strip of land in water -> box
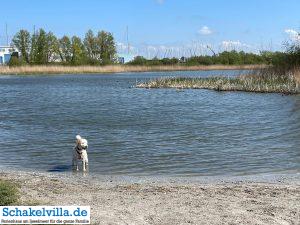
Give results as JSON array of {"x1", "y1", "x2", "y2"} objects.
[
  {"x1": 137, "y1": 74, "x2": 300, "y2": 94},
  {"x1": 0, "y1": 170, "x2": 299, "y2": 225},
  {"x1": 0, "y1": 64, "x2": 266, "y2": 75}
]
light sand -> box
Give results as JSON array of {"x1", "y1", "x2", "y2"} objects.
[{"x1": 1, "y1": 171, "x2": 299, "y2": 225}]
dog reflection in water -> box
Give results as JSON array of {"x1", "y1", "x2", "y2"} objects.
[{"x1": 72, "y1": 135, "x2": 89, "y2": 172}]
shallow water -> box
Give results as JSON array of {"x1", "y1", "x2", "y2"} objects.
[{"x1": 0, "y1": 70, "x2": 299, "y2": 176}]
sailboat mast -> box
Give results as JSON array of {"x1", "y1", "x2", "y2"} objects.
[
  {"x1": 5, "y1": 23, "x2": 8, "y2": 46},
  {"x1": 126, "y1": 26, "x2": 130, "y2": 54}
]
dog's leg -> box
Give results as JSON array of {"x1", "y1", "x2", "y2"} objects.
[
  {"x1": 83, "y1": 160, "x2": 86, "y2": 172},
  {"x1": 72, "y1": 157, "x2": 76, "y2": 171},
  {"x1": 73, "y1": 156, "x2": 79, "y2": 171},
  {"x1": 84, "y1": 160, "x2": 89, "y2": 172},
  {"x1": 84, "y1": 156, "x2": 89, "y2": 172}
]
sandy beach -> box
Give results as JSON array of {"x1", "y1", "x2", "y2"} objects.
[{"x1": 0, "y1": 170, "x2": 299, "y2": 225}]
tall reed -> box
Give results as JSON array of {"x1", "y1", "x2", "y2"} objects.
[
  {"x1": 0, "y1": 64, "x2": 266, "y2": 75},
  {"x1": 137, "y1": 67, "x2": 300, "y2": 94}
]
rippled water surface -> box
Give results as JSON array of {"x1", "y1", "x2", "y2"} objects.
[{"x1": 0, "y1": 70, "x2": 299, "y2": 176}]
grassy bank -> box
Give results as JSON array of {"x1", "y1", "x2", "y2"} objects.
[
  {"x1": 0, "y1": 64, "x2": 266, "y2": 75},
  {"x1": 137, "y1": 68, "x2": 300, "y2": 94},
  {"x1": 0, "y1": 180, "x2": 19, "y2": 205}
]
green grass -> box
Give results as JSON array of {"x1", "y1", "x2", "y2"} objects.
[
  {"x1": 0, "y1": 180, "x2": 51, "y2": 225},
  {"x1": 137, "y1": 72, "x2": 299, "y2": 94},
  {"x1": 0, "y1": 180, "x2": 19, "y2": 206}
]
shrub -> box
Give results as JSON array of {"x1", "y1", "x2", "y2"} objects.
[
  {"x1": 8, "y1": 56, "x2": 22, "y2": 67},
  {"x1": 0, "y1": 180, "x2": 19, "y2": 205}
]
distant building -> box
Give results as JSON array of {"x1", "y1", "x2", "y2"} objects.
[
  {"x1": 179, "y1": 56, "x2": 187, "y2": 63},
  {"x1": 0, "y1": 46, "x2": 18, "y2": 65},
  {"x1": 117, "y1": 53, "x2": 135, "y2": 64},
  {"x1": 118, "y1": 57, "x2": 125, "y2": 64}
]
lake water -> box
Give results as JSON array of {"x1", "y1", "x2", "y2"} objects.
[{"x1": 0, "y1": 70, "x2": 299, "y2": 177}]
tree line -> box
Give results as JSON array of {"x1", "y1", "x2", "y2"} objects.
[
  {"x1": 11, "y1": 28, "x2": 117, "y2": 65},
  {"x1": 128, "y1": 51, "x2": 291, "y2": 66},
  {"x1": 10, "y1": 28, "x2": 299, "y2": 68}
]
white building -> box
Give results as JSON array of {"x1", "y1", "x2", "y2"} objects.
[
  {"x1": 0, "y1": 46, "x2": 17, "y2": 65},
  {"x1": 117, "y1": 53, "x2": 136, "y2": 64}
]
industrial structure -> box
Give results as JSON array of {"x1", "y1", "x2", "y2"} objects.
[
  {"x1": 117, "y1": 26, "x2": 136, "y2": 64},
  {"x1": 0, "y1": 46, "x2": 17, "y2": 65}
]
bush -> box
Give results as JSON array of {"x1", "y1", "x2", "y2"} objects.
[
  {"x1": 8, "y1": 56, "x2": 22, "y2": 67},
  {"x1": 128, "y1": 56, "x2": 148, "y2": 65},
  {"x1": 0, "y1": 180, "x2": 19, "y2": 205}
]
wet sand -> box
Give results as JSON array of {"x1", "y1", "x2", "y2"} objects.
[{"x1": 1, "y1": 170, "x2": 299, "y2": 225}]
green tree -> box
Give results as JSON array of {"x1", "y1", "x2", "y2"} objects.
[
  {"x1": 71, "y1": 36, "x2": 86, "y2": 65},
  {"x1": 30, "y1": 29, "x2": 48, "y2": 64},
  {"x1": 46, "y1": 32, "x2": 59, "y2": 63},
  {"x1": 58, "y1": 36, "x2": 72, "y2": 63},
  {"x1": 96, "y1": 31, "x2": 116, "y2": 64},
  {"x1": 12, "y1": 29, "x2": 31, "y2": 63},
  {"x1": 84, "y1": 29, "x2": 97, "y2": 61},
  {"x1": 30, "y1": 32, "x2": 37, "y2": 64}
]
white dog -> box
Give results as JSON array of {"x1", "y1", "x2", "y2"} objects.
[{"x1": 72, "y1": 135, "x2": 89, "y2": 172}]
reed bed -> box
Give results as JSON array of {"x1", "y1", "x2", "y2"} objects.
[
  {"x1": 137, "y1": 68, "x2": 300, "y2": 94},
  {"x1": 0, "y1": 64, "x2": 266, "y2": 75}
]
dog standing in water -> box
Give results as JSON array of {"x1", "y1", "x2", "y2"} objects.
[{"x1": 72, "y1": 135, "x2": 89, "y2": 172}]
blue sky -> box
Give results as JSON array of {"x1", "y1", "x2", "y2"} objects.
[{"x1": 1, "y1": 0, "x2": 300, "y2": 57}]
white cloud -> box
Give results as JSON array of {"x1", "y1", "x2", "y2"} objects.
[
  {"x1": 198, "y1": 26, "x2": 213, "y2": 35},
  {"x1": 284, "y1": 29, "x2": 300, "y2": 41}
]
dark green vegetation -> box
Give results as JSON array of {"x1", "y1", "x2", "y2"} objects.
[
  {"x1": 10, "y1": 28, "x2": 297, "y2": 68},
  {"x1": 11, "y1": 28, "x2": 116, "y2": 66},
  {"x1": 128, "y1": 51, "x2": 289, "y2": 66},
  {"x1": 9, "y1": 27, "x2": 300, "y2": 74},
  {"x1": 137, "y1": 48, "x2": 300, "y2": 94},
  {"x1": 138, "y1": 32, "x2": 300, "y2": 94},
  {"x1": 128, "y1": 37, "x2": 300, "y2": 68},
  {"x1": 0, "y1": 180, "x2": 19, "y2": 205}
]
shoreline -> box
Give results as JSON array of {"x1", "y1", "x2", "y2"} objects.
[
  {"x1": 1, "y1": 169, "x2": 299, "y2": 224},
  {"x1": 137, "y1": 76, "x2": 299, "y2": 94},
  {"x1": 0, "y1": 64, "x2": 266, "y2": 75},
  {"x1": 1, "y1": 166, "x2": 300, "y2": 185}
]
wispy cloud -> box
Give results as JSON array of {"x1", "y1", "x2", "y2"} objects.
[
  {"x1": 198, "y1": 26, "x2": 213, "y2": 35},
  {"x1": 221, "y1": 40, "x2": 253, "y2": 51},
  {"x1": 116, "y1": 42, "x2": 127, "y2": 51},
  {"x1": 221, "y1": 40, "x2": 242, "y2": 49},
  {"x1": 117, "y1": 40, "x2": 256, "y2": 59},
  {"x1": 117, "y1": 41, "x2": 210, "y2": 59},
  {"x1": 285, "y1": 29, "x2": 300, "y2": 41},
  {"x1": 117, "y1": 42, "x2": 138, "y2": 55},
  {"x1": 156, "y1": 0, "x2": 165, "y2": 4}
]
